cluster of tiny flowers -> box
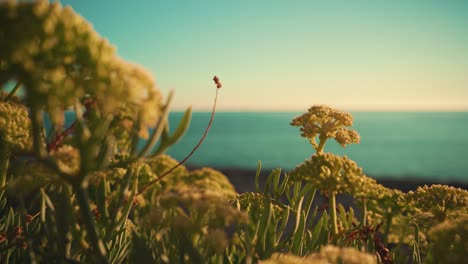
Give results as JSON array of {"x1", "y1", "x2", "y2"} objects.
[
  {"x1": 157, "y1": 185, "x2": 248, "y2": 228},
  {"x1": 7, "y1": 161, "x2": 51, "y2": 195},
  {"x1": 307, "y1": 245, "x2": 376, "y2": 264},
  {"x1": 260, "y1": 246, "x2": 376, "y2": 264},
  {"x1": 146, "y1": 154, "x2": 188, "y2": 186},
  {"x1": 182, "y1": 168, "x2": 237, "y2": 198},
  {"x1": 0, "y1": 101, "x2": 32, "y2": 151},
  {"x1": 0, "y1": 1, "x2": 162, "y2": 127},
  {"x1": 404, "y1": 184, "x2": 468, "y2": 229},
  {"x1": 233, "y1": 192, "x2": 284, "y2": 219},
  {"x1": 87, "y1": 167, "x2": 126, "y2": 186},
  {"x1": 426, "y1": 215, "x2": 468, "y2": 264},
  {"x1": 149, "y1": 186, "x2": 247, "y2": 253},
  {"x1": 133, "y1": 162, "x2": 160, "y2": 190},
  {"x1": 259, "y1": 253, "x2": 311, "y2": 264},
  {"x1": 360, "y1": 183, "x2": 404, "y2": 213},
  {"x1": 291, "y1": 105, "x2": 360, "y2": 149},
  {"x1": 289, "y1": 153, "x2": 365, "y2": 195},
  {"x1": 205, "y1": 228, "x2": 228, "y2": 254},
  {"x1": 50, "y1": 144, "x2": 80, "y2": 175}
]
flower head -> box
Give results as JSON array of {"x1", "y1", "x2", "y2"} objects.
[
  {"x1": 404, "y1": 184, "x2": 468, "y2": 230},
  {"x1": 0, "y1": 101, "x2": 32, "y2": 151},
  {"x1": 0, "y1": 1, "x2": 162, "y2": 126},
  {"x1": 291, "y1": 105, "x2": 359, "y2": 151},
  {"x1": 426, "y1": 215, "x2": 468, "y2": 264},
  {"x1": 213, "y1": 75, "x2": 222, "y2": 89},
  {"x1": 289, "y1": 153, "x2": 365, "y2": 195}
]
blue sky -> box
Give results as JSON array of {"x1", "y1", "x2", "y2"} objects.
[{"x1": 61, "y1": 0, "x2": 468, "y2": 111}]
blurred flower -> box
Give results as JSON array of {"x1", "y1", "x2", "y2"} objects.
[
  {"x1": 259, "y1": 253, "x2": 313, "y2": 264},
  {"x1": 426, "y1": 215, "x2": 468, "y2": 264},
  {"x1": 308, "y1": 245, "x2": 376, "y2": 264},
  {"x1": 261, "y1": 246, "x2": 376, "y2": 264},
  {"x1": 146, "y1": 154, "x2": 188, "y2": 187},
  {"x1": 50, "y1": 144, "x2": 80, "y2": 175},
  {"x1": 0, "y1": 1, "x2": 162, "y2": 127},
  {"x1": 0, "y1": 101, "x2": 32, "y2": 151}
]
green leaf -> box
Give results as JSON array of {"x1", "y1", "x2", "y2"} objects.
[
  {"x1": 303, "y1": 188, "x2": 316, "y2": 220},
  {"x1": 312, "y1": 211, "x2": 329, "y2": 249},
  {"x1": 264, "y1": 169, "x2": 279, "y2": 194},
  {"x1": 96, "y1": 179, "x2": 109, "y2": 221},
  {"x1": 276, "y1": 173, "x2": 290, "y2": 198},
  {"x1": 291, "y1": 211, "x2": 306, "y2": 255},
  {"x1": 255, "y1": 161, "x2": 261, "y2": 192},
  {"x1": 152, "y1": 106, "x2": 192, "y2": 156},
  {"x1": 167, "y1": 107, "x2": 191, "y2": 145},
  {"x1": 257, "y1": 197, "x2": 273, "y2": 253},
  {"x1": 275, "y1": 206, "x2": 290, "y2": 247}
]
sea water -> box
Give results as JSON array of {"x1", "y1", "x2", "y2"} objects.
[{"x1": 164, "y1": 112, "x2": 468, "y2": 183}]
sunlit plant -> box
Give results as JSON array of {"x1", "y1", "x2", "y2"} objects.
[{"x1": 0, "y1": 1, "x2": 467, "y2": 264}]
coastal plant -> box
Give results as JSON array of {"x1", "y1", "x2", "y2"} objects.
[{"x1": 1, "y1": 1, "x2": 467, "y2": 264}]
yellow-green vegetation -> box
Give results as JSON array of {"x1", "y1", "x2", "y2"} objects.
[{"x1": 0, "y1": 1, "x2": 467, "y2": 263}]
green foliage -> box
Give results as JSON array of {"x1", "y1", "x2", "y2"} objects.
[{"x1": 0, "y1": 1, "x2": 466, "y2": 263}]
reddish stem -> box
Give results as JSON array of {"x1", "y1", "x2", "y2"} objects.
[
  {"x1": 46, "y1": 98, "x2": 96, "y2": 152},
  {"x1": 138, "y1": 83, "x2": 221, "y2": 195}
]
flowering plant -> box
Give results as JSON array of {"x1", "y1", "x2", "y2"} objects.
[{"x1": 0, "y1": 1, "x2": 466, "y2": 264}]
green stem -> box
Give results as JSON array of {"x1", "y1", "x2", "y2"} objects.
[
  {"x1": 4, "y1": 81, "x2": 21, "y2": 102},
  {"x1": 383, "y1": 214, "x2": 392, "y2": 245},
  {"x1": 316, "y1": 135, "x2": 328, "y2": 154},
  {"x1": 75, "y1": 183, "x2": 108, "y2": 264},
  {"x1": 0, "y1": 145, "x2": 9, "y2": 191},
  {"x1": 31, "y1": 107, "x2": 46, "y2": 158},
  {"x1": 361, "y1": 198, "x2": 367, "y2": 226},
  {"x1": 329, "y1": 191, "x2": 338, "y2": 235}
]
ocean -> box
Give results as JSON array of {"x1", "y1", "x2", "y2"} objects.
[{"x1": 164, "y1": 112, "x2": 468, "y2": 183}]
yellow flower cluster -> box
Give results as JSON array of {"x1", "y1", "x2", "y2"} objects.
[
  {"x1": 147, "y1": 156, "x2": 236, "y2": 197},
  {"x1": 146, "y1": 154, "x2": 188, "y2": 186},
  {"x1": 259, "y1": 253, "x2": 309, "y2": 264},
  {"x1": 150, "y1": 185, "x2": 248, "y2": 254},
  {"x1": 289, "y1": 153, "x2": 365, "y2": 195},
  {"x1": 308, "y1": 245, "x2": 376, "y2": 264},
  {"x1": 404, "y1": 184, "x2": 468, "y2": 230},
  {"x1": 291, "y1": 105, "x2": 360, "y2": 150},
  {"x1": 426, "y1": 215, "x2": 468, "y2": 264},
  {"x1": 233, "y1": 192, "x2": 284, "y2": 218},
  {"x1": 183, "y1": 168, "x2": 237, "y2": 198},
  {"x1": 0, "y1": 1, "x2": 161, "y2": 127},
  {"x1": 261, "y1": 246, "x2": 376, "y2": 264},
  {"x1": 0, "y1": 101, "x2": 32, "y2": 151},
  {"x1": 50, "y1": 144, "x2": 80, "y2": 175},
  {"x1": 158, "y1": 185, "x2": 246, "y2": 226}
]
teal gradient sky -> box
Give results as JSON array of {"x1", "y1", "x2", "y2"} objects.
[{"x1": 61, "y1": 0, "x2": 468, "y2": 111}]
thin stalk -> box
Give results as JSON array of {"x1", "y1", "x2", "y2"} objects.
[
  {"x1": 138, "y1": 88, "x2": 220, "y2": 195},
  {"x1": 0, "y1": 143, "x2": 9, "y2": 192},
  {"x1": 75, "y1": 183, "x2": 108, "y2": 264},
  {"x1": 329, "y1": 191, "x2": 338, "y2": 235},
  {"x1": 383, "y1": 214, "x2": 392, "y2": 245},
  {"x1": 316, "y1": 135, "x2": 328, "y2": 154},
  {"x1": 361, "y1": 198, "x2": 367, "y2": 226},
  {"x1": 4, "y1": 81, "x2": 21, "y2": 102},
  {"x1": 31, "y1": 107, "x2": 46, "y2": 158}
]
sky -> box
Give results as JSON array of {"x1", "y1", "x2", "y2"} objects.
[{"x1": 60, "y1": 0, "x2": 468, "y2": 111}]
